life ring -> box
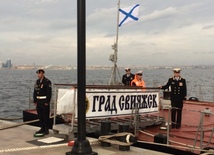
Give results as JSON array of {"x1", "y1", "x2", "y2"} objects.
[{"x1": 188, "y1": 97, "x2": 199, "y2": 102}]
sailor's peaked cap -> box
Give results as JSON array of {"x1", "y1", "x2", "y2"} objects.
[
  {"x1": 36, "y1": 69, "x2": 45, "y2": 74},
  {"x1": 136, "y1": 70, "x2": 143, "y2": 75},
  {"x1": 172, "y1": 68, "x2": 181, "y2": 73},
  {"x1": 125, "y1": 67, "x2": 131, "y2": 71}
]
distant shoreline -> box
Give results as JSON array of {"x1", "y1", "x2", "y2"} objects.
[{"x1": 0, "y1": 64, "x2": 213, "y2": 70}]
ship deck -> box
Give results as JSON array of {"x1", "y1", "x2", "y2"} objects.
[
  {"x1": 0, "y1": 120, "x2": 172, "y2": 155},
  {"x1": 137, "y1": 100, "x2": 214, "y2": 155},
  {"x1": 20, "y1": 100, "x2": 214, "y2": 154}
]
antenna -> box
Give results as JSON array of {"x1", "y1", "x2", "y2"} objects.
[{"x1": 108, "y1": 0, "x2": 121, "y2": 85}]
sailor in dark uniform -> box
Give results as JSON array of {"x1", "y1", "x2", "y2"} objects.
[
  {"x1": 122, "y1": 68, "x2": 135, "y2": 86},
  {"x1": 33, "y1": 69, "x2": 52, "y2": 135},
  {"x1": 160, "y1": 68, "x2": 187, "y2": 129}
]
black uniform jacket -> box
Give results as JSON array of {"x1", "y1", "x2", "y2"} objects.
[
  {"x1": 161, "y1": 76, "x2": 187, "y2": 102},
  {"x1": 33, "y1": 77, "x2": 52, "y2": 103},
  {"x1": 122, "y1": 73, "x2": 135, "y2": 86}
]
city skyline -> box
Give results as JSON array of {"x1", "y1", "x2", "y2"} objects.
[
  {"x1": 0, "y1": 58, "x2": 12, "y2": 68},
  {"x1": 2, "y1": 58, "x2": 214, "y2": 70}
]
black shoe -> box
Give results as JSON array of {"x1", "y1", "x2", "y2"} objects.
[
  {"x1": 35, "y1": 128, "x2": 44, "y2": 134},
  {"x1": 176, "y1": 126, "x2": 180, "y2": 129},
  {"x1": 171, "y1": 124, "x2": 175, "y2": 129},
  {"x1": 44, "y1": 129, "x2": 49, "y2": 135}
]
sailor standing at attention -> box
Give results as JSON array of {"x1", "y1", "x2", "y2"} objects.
[
  {"x1": 122, "y1": 67, "x2": 135, "y2": 86},
  {"x1": 33, "y1": 69, "x2": 52, "y2": 135},
  {"x1": 159, "y1": 68, "x2": 187, "y2": 129}
]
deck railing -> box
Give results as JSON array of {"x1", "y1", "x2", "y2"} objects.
[{"x1": 189, "y1": 85, "x2": 214, "y2": 103}]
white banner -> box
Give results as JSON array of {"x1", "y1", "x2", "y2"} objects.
[{"x1": 57, "y1": 88, "x2": 159, "y2": 119}]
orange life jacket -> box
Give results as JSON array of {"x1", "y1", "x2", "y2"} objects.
[{"x1": 131, "y1": 75, "x2": 146, "y2": 88}]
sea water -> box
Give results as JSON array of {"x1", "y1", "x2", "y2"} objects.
[{"x1": 0, "y1": 67, "x2": 214, "y2": 119}]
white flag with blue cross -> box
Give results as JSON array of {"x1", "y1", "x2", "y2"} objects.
[{"x1": 119, "y1": 4, "x2": 140, "y2": 27}]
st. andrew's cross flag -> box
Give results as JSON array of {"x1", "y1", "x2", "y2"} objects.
[{"x1": 119, "y1": 4, "x2": 140, "y2": 27}]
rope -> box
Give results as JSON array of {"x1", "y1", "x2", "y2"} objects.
[
  {"x1": 98, "y1": 132, "x2": 135, "y2": 146},
  {"x1": 0, "y1": 139, "x2": 100, "y2": 153},
  {"x1": 0, "y1": 117, "x2": 23, "y2": 121},
  {"x1": 139, "y1": 130, "x2": 204, "y2": 151},
  {"x1": 0, "y1": 116, "x2": 54, "y2": 130},
  {"x1": 0, "y1": 143, "x2": 67, "y2": 153},
  {"x1": 139, "y1": 130, "x2": 214, "y2": 154},
  {"x1": 0, "y1": 119, "x2": 39, "y2": 130},
  {"x1": 137, "y1": 139, "x2": 205, "y2": 153},
  {"x1": 201, "y1": 150, "x2": 214, "y2": 155},
  {"x1": 1, "y1": 129, "x2": 212, "y2": 154}
]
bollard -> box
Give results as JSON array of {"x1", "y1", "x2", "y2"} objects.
[
  {"x1": 119, "y1": 123, "x2": 130, "y2": 151},
  {"x1": 154, "y1": 133, "x2": 167, "y2": 144},
  {"x1": 100, "y1": 121, "x2": 111, "y2": 147}
]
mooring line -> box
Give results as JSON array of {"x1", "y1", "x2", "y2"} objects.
[
  {"x1": 0, "y1": 139, "x2": 100, "y2": 153},
  {"x1": 0, "y1": 119, "x2": 39, "y2": 130},
  {"x1": 0, "y1": 143, "x2": 68, "y2": 153},
  {"x1": 0, "y1": 116, "x2": 55, "y2": 130},
  {"x1": 0, "y1": 117, "x2": 23, "y2": 121}
]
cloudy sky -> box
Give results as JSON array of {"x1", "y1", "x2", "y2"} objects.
[{"x1": 0, "y1": 0, "x2": 214, "y2": 66}]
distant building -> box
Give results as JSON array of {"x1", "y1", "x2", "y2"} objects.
[
  {"x1": 6, "y1": 59, "x2": 12, "y2": 68},
  {"x1": 2, "y1": 59, "x2": 12, "y2": 68}
]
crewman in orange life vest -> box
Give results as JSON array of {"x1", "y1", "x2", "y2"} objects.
[{"x1": 131, "y1": 70, "x2": 146, "y2": 89}]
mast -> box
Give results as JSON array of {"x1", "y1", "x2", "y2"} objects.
[{"x1": 108, "y1": 0, "x2": 121, "y2": 85}]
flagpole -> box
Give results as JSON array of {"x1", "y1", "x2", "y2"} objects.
[
  {"x1": 108, "y1": 0, "x2": 121, "y2": 85},
  {"x1": 115, "y1": 0, "x2": 120, "y2": 63}
]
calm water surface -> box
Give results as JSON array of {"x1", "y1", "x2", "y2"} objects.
[{"x1": 0, "y1": 68, "x2": 214, "y2": 118}]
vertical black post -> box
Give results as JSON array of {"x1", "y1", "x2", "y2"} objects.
[
  {"x1": 119, "y1": 124, "x2": 130, "y2": 151},
  {"x1": 66, "y1": 0, "x2": 97, "y2": 154},
  {"x1": 100, "y1": 121, "x2": 111, "y2": 147}
]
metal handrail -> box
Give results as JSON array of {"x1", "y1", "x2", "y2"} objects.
[
  {"x1": 189, "y1": 84, "x2": 214, "y2": 102},
  {"x1": 192, "y1": 109, "x2": 214, "y2": 151},
  {"x1": 53, "y1": 83, "x2": 160, "y2": 90}
]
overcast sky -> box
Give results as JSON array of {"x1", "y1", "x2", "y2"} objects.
[{"x1": 0, "y1": 0, "x2": 214, "y2": 66}]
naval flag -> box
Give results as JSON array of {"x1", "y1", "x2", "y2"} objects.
[{"x1": 119, "y1": 4, "x2": 140, "y2": 27}]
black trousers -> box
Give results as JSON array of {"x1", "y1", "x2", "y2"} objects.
[
  {"x1": 171, "y1": 101, "x2": 183, "y2": 128},
  {"x1": 36, "y1": 100, "x2": 50, "y2": 130}
]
